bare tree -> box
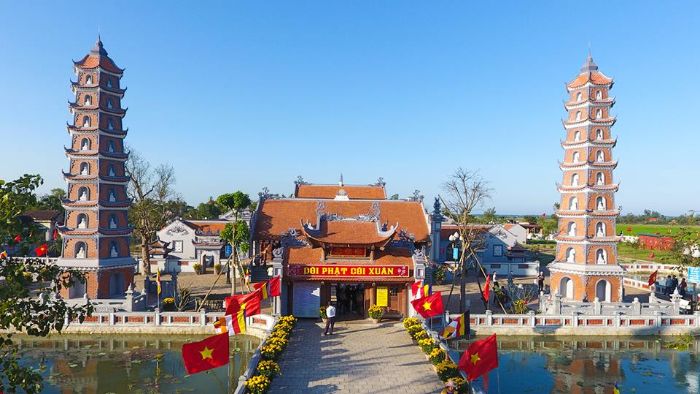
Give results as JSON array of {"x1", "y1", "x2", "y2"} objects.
[
  {"x1": 439, "y1": 168, "x2": 492, "y2": 313},
  {"x1": 126, "y1": 148, "x2": 177, "y2": 275}
]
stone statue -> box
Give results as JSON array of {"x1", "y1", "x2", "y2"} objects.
[
  {"x1": 81, "y1": 139, "x2": 89, "y2": 150},
  {"x1": 109, "y1": 217, "x2": 117, "y2": 229},
  {"x1": 110, "y1": 245, "x2": 119, "y2": 258},
  {"x1": 109, "y1": 191, "x2": 116, "y2": 202},
  {"x1": 78, "y1": 216, "x2": 87, "y2": 229},
  {"x1": 108, "y1": 166, "x2": 116, "y2": 177},
  {"x1": 76, "y1": 245, "x2": 86, "y2": 259},
  {"x1": 79, "y1": 189, "x2": 88, "y2": 201},
  {"x1": 597, "y1": 251, "x2": 606, "y2": 264},
  {"x1": 80, "y1": 165, "x2": 89, "y2": 175},
  {"x1": 566, "y1": 249, "x2": 575, "y2": 263}
]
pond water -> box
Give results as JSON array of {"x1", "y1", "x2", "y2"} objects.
[
  {"x1": 448, "y1": 336, "x2": 700, "y2": 394},
  {"x1": 14, "y1": 334, "x2": 261, "y2": 393}
]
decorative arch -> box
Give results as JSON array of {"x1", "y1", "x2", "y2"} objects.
[
  {"x1": 82, "y1": 116, "x2": 91, "y2": 128},
  {"x1": 572, "y1": 151, "x2": 580, "y2": 163},
  {"x1": 596, "y1": 129, "x2": 603, "y2": 140},
  {"x1": 595, "y1": 279, "x2": 612, "y2": 302},
  {"x1": 80, "y1": 138, "x2": 90, "y2": 151},
  {"x1": 571, "y1": 173, "x2": 579, "y2": 186},
  {"x1": 574, "y1": 131, "x2": 581, "y2": 142},
  {"x1": 78, "y1": 187, "x2": 89, "y2": 201},
  {"x1": 75, "y1": 241, "x2": 87, "y2": 259},
  {"x1": 86, "y1": 75, "x2": 93, "y2": 85},
  {"x1": 559, "y1": 277, "x2": 574, "y2": 299},
  {"x1": 569, "y1": 196, "x2": 578, "y2": 210},
  {"x1": 575, "y1": 111, "x2": 582, "y2": 121},
  {"x1": 596, "y1": 249, "x2": 607, "y2": 264},
  {"x1": 596, "y1": 196, "x2": 606, "y2": 210},
  {"x1": 77, "y1": 213, "x2": 88, "y2": 229},
  {"x1": 596, "y1": 172, "x2": 605, "y2": 185},
  {"x1": 84, "y1": 95, "x2": 92, "y2": 106},
  {"x1": 80, "y1": 162, "x2": 89, "y2": 175},
  {"x1": 566, "y1": 247, "x2": 576, "y2": 263},
  {"x1": 567, "y1": 222, "x2": 577, "y2": 236},
  {"x1": 109, "y1": 214, "x2": 118, "y2": 229},
  {"x1": 596, "y1": 222, "x2": 606, "y2": 237}
]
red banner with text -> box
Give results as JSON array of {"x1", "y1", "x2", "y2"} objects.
[{"x1": 288, "y1": 265, "x2": 409, "y2": 278}]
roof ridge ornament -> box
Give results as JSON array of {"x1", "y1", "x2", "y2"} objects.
[
  {"x1": 581, "y1": 53, "x2": 598, "y2": 73},
  {"x1": 91, "y1": 35, "x2": 109, "y2": 56}
]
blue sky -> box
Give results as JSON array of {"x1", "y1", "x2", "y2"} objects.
[{"x1": 1, "y1": 1, "x2": 699, "y2": 215}]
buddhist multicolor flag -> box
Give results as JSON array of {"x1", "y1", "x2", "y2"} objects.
[
  {"x1": 411, "y1": 280, "x2": 429, "y2": 299},
  {"x1": 442, "y1": 313, "x2": 467, "y2": 339},
  {"x1": 269, "y1": 275, "x2": 281, "y2": 297},
  {"x1": 214, "y1": 309, "x2": 246, "y2": 336},
  {"x1": 458, "y1": 333, "x2": 498, "y2": 381},
  {"x1": 410, "y1": 291, "x2": 444, "y2": 319},
  {"x1": 35, "y1": 243, "x2": 48, "y2": 257},
  {"x1": 0, "y1": 250, "x2": 7, "y2": 259},
  {"x1": 253, "y1": 281, "x2": 269, "y2": 300},
  {"x1": 156, "y1": 270, "x2": 162, "y2": 295},
  {"x1": 181, "y1": 333, "x2": 230, "y2": 375}
]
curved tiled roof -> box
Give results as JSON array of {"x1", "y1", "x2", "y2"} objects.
[
  {"x1": 295, "y1": 184, "x2": 386, "y2": 199},
  {"x1": 567, "y1": 71, "x2": 612, "y2": 88},
  {"x1": 302, "y1": 220, "x2": 395, "y2": 245},
  {"x1": 255, "y1": 199, "x2": 429, "y2": 242},
  {"x1": 74, "y1": 54, "x2": 124, "y2": 74}
]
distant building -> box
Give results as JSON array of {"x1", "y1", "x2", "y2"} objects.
[
  {"x1": 547, "y1": 55, "x2": 625, "y2": 302},
  {"x1": 22, "y1": 210, "x2": 64, "y2": 241},
  {"x1": 638, "y1": 234, "x2": 675, "y2": 251}
]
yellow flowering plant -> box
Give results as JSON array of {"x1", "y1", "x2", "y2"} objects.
[
  {"x1": 367, "y1": 304, "x2": 385, "y2": 320},
  {"x1": 406, "y1": 324, "x2": 423, "y2": 338},
  {"x1": 402, "y1": 317, "x2": 421, "y2": 329},
  {"x1": 162, "y1": 297, "x2": 174, "y2": 304},
  {"x1": 413, "y1": 330, "x2": 429, "y2": 341},
  {"x1": 245, "y1": 375, "x2": 271, "y2": 394},
  {"x1": 435, "y1": 360, "x2": 460, "y2": 382},
  {"x1": 266, "y1": 337, "x2": 288, "y2": 349},
  {"x1": 261, "y1": 343, "x2": 284, "y2": 360},
  {"x1": 429, "y1": 348, "x2": 446, "y2": 365},
  {"x1": 418, "y1": 338, "x2": 438, "y2": 354},
  {"x1": 256, "y1": 360, "x2": 281, "y2": 378}
]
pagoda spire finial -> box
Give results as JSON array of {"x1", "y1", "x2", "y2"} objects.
[
  {"x1": 91, "y1": 35, "x2": 108, "y2": 56},
  {"x1": 339, "y1": 173, "x2": 344, "y2": 187},
  {"x1": 581, "y1": 50, "x2": 598, "y2": 73}
]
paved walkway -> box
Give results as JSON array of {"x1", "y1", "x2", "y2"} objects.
[{"x1": 270, "y1": 320, "x2": 444, "y2": 393}]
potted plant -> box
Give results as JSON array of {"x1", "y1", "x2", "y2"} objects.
[
  {"x1": 368, "y1": 304, "x2": 385, "y2": 323},
  {"x1": 162, "y1": 297, "x2": 175, "y2": 311},
  {"x1": 214, "y1": 263, "x2": 222, "y2": 274},
  {"x1": 192, "y1": 263, "x2": 202, "y2": 274},
  {"x1": 319, "y1": 306, "x2": 328, "y2": 323}
]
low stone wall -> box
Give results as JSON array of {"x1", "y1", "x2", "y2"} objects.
[{"x1": 457, "y1": 311, "x2": 700, "y2": 336}]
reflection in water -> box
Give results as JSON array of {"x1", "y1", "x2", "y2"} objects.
[
  {"x1": 16, "y1": 335, "x2": 261, "y2": 393},
  {"x1": 448, "y1": 337, "x2": 700, "y2": 394}
]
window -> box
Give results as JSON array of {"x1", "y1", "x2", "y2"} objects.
[
  {"x1": 84, "y1": 95, "x2": 92, "y2": 106},
  {"x1": 566, "y1": 248, "x2": 576, "y2": 263},
  {"x1": 86, "y1": 75, "x2": 93, "y2": 85},
  {"x1": 596, "y1": 172, "x2": 605, "y2": 185},
  {"x1": 108, "y1": 189, "x2": 117, "y2": 202},
  {"x1": 596, "y1": 90, "x2": 602, "y2": 100},
  {"x1": 493, "y1": 245, "x2": 503, "y2": 257},
  {"x1": 80, "y1": 162, "x2": 89, "y2": 175},
  {"x1": 574, "y1": 131, "x2": 581, "y2": 142},
  {"x1": 596, "y1": 222, "x2": 606, "y2": 237},
  {"x1": 596, "y1": 109, "x2": 602, "y2": 119},
  {"x1": 572, "y1": 151, "x2": 580, "y2": 163},
  {"x1": 77, "y1": 214, "x2": 88, "y2": 229},
  {"x1": 106, "y1": 78, "x2": 113, "y2": 88},
  {"x1": 576, "y1": 92, "x2": 582, "y2": 102},
  {"x1": 78, "y1": 187, "x2": 89, "y2": 201},
  {"x1": 107, "y1": 98, "x2": 113, "y2": 109},
  {"x1": 597, "y1": 129, "x2": 603, "y2": 140},
  {"x1": 575, "y1": 111, "x2": 581, "y2": 121},
  {"x1": 80, "y1": 138, "x2": 90, "y2": 151},
  {"x1": 571, "y1": 173, "x2": 579, "y2": 186},
  {"x1": 173, "y1": 240, "x2": 184, "y2": 253},
  {"x1": 597, "y1": 151, "x2": 604, "y2": 162},
  {"x1": 82, "y1": 116, "x2": 91, "y2": 127},
  {"x1": 75, "y1": 242, "x2": 87, "y2": 258},
  {"x1": 110, "y1": 241, "x2": 119, "y2": 257},
  {"x1": 109, "y1": 214, "x2": 118, "y2": 229},
  {"x1": 569, "y1": 196, "x2": 578, "y2": 210},
  {"x1": 596, "y1": 196, "x2": 606, "y2": 210},
  {"x1": 108, "y1": 140, "x2": 116, "y2": 153},
  {"x1": 596, "y1": 249, "x2": 607, "y2": 264},
  {"x1": 567, "y1": 222, "x2": 577, "y2": 236},
  {"x1": 107, "y1": 119, "x2": 114, "y2": 130},
  {"x1": 108, "y1": 164, "x2": 116, "y2": 177}
]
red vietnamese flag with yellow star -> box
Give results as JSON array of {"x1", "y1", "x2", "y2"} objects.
[
  {"x1": 410, "y1": 291, "x2": 444, "y2": 318},
  {"x1": 181, "y1": 333, "x2": 230, "y2": 374},
  {"x1": 458, "y1": 334, "x2": 498, "y2": 381}
]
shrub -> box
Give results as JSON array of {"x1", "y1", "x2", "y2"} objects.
[
  {"x1": 256, "y1": 360, "x2": 281, "y2": 378},
  {"x1": 435, "y1": 360, "x2": 460, "y2": 381},
  {"x1": 245, "y1": 375, "x2": 271, "y2": 394},
  {"x1": 266, "y1": 337, "x2": 288, "y2": 350},
  {"x1": 418, "y1": 338, "x2": 438, "y2": 354},
  {"x1": 275, "y1": 321, "x2": 294, "y2": 333},
  {"x1": 270, "y1": 329, "x2": 288, "y2": 339},
  {"x1": 261, "y1": 342, "x2": 284, "y2": 360},
  {"x1": 402, "y1": 317, "x2": 421, "y2": 329},
  {"x1": 192, "y1": 263, "x2": 202, "y2": 274},
  {"x1": 407, "y1": 324, "x2": 423, "y2": 338},
  {"x1": 368, "y1": 305, "x2": 385, "y2": 320},
  {"x1": 429, "y1": 348, "x2": 446, "y2": 365},
  {"x1": 214, "y1": 263, "x2": 222, "y2": 274},
  {"x1": 320, "y1": 306, "x2": 327, "y2": 319},
  {"x1": 413, "y1": 330, "x2": 429, "y2": 341}
]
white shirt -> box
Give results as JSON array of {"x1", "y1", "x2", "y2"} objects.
[{"x1": 326, "y1": 305, "x2": 336, "y2": 318}]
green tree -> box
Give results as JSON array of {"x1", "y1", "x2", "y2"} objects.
[
  {"x1": 216, "y1": 192, "x2": 251, "y2": 291},
  {"x1": 666, "y1": 227, "x2": 700, "y2": 267},
  {"x1": 481, "y1": 207, "x2": 497, "y2": 224},
  {"x1": 193, "y1": 198, "x2": 222, "y2": 219},
  {"x1": 0, "y1": 175, "x2": 42, "y2": 238},
  {"x1": 33, "y1": 188, "x2": 66, "y2": 212}
]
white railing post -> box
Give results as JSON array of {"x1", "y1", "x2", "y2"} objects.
[
  {"x1": 486, "y1": 310, "x2": 493, "y2": 326},
  {"x1": 528, "y1": 310, "x2": 536, "y2": 327},
  {"x1": 200, "y1": 309, "x2": 207, "y2": 326},
  {"x1": 155, "y1": 309, "x2": 161, "y2": 326},
  {"x1": 572, "y1": 312, "x2": 578, "y2": 327},
  {"x1": 109, "y1": 312, "x2": 115, "y2": 325}
]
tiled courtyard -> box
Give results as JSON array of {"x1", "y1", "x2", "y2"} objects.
[{"x1": 269, "y1": 320, "x2": 444, "y2": 393}]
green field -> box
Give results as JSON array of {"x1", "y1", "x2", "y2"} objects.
[
  {"x1": 525, "y1": 241, "x2": 677, "y2": 264},
  {"x1": 616, "y1": 224, "x2": 700, "y2": 236}
]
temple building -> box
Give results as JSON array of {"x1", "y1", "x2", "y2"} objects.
[
  {"x1": 252, "y1": 179, "x2": 430, "y2": 318},
  {"x1": 57, "y1": 38, "x2": 135, "y2": 299},
  {"x1": 548, "y1": 55, "x2": 625, "y2": 302}
]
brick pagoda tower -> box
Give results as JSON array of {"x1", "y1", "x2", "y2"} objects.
[
  {"x1": 58, "y1": 37, "x2": 135, "y2": 299},
  {"x1": 548, "y1": 55, "x2": 625, "y2": 302}
]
